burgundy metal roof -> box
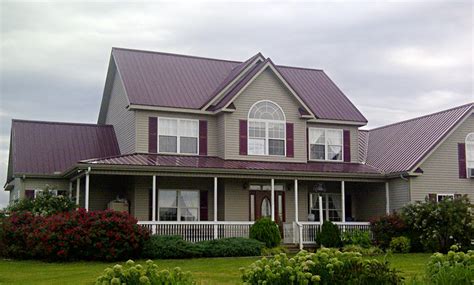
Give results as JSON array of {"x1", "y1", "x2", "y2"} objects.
[
  {"x1": 364, "y1": 103, "x2": 473, "y2": 174},
  {"x1": 81, "y1": 153, "x2": 382, "y2": 175},
  {"x1": 358, "y1": 130, "x2": 369, "y2": 163},
  {"x1": 10, "y1": 120, "x2": 120, "y2": 176},
  {"x1": 112, "y1": 48, "x2": 367, "y2": 123}
]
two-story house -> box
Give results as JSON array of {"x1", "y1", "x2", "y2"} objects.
[{"x1": 4, "y1": 48, "x2": 473, "y2": 247}]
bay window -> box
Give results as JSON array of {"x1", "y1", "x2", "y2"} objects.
[
  {"x1": 158, "y1": 118, "x2": 198, "y2": 154},
  {"x1": 158, "y1": 190, "x2": 199, "y2": 221},
  {"x1": 248, "y1": 101, "x2": 286, "y2": 156},
  {"x1": 309, "y1": 128, "x2": 343, "y2": 161}
]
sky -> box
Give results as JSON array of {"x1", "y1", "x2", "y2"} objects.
[{"x1": 0, "y1": 1, "x2": 473, "y2": 208}]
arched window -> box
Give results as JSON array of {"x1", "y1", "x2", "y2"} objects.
[
  {"x1": 248, "y1": 100, "x2": 286, "y2": 156},
  {"x1": 466, "y1": 133, "x2": 474, "y2": 171}
]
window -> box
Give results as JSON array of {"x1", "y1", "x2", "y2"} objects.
[
  {"x1": 248, "y1": 101, "x2": 286, "y2": 156},
  {"x1": 467, "y1": 133, "x2": 474, "y2": 171},
  {"x1": 158, "y1": 190, "x2": 199, "y2": 221},
  {"x1": 437, "y1": 193, "x2": 454, "y2": 202},
  {"x1": 158, "y1": 118, "x2": 198, "y2": 154},
  {"x1": 308, "y1": 128, "x2": 343, "y2": 161},
  {"x1": 249, "y1": 184, "x2": 284, "y2": 191},
  {"x1": 309, "y1": 193, "x2": 342, "y2": 222}
]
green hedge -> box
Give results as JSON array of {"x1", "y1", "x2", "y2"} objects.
[
  {"x1": 142, "y1": 236, "x2": 264, "y2": 259},
  {"x1": 249, "y1": 218, "x2": 281, "y2": 248}
]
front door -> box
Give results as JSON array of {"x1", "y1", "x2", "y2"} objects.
[{"x1": 250, "y1": 190, "x2": 285, "y2": 224}]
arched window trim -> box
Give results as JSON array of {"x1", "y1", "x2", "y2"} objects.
[
  {"x1": 466, "y1": 133, "x2": 474, "y2": 170},
  {"x1": 247, "y1": 100, "x2": 286, "y2": 156}
]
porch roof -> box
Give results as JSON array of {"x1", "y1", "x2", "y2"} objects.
[{"x1": 80, "y1": 153, "x2": 383, "y2": 176}]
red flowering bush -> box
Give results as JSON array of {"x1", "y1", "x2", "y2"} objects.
[
  {"x1": 369, "y1": 213, "x2": 407, "y2": 249},
  {"x1": 1, "y1": 209, "x2": 149, "y2": 261}
]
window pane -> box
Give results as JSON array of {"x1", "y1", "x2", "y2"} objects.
[
  {"x1": 180, "y1": 137, "x2": 198, "y2": 154},
  {"x1": 179, "y1": 191, "x2": 199, "y2": 208},
  {"x1": 159, "y1": 208, "x2": 177, "y2": 221},
  {"x1": 274, "y1": 185, "x2": 284, "y2": 191},
  {"x1": 250, "y1": 194, "x2": 255, "y2": 221},
  {"x1": 159, "y1": 118, "x2": 178, "y2": 136},
  {"x1": 180, "y1": 208, "x2": 198, "y2": 221},
  {"x1": 268, "y1": 122, "x2": 284, "y2": 139},
  {"x1": 261, "y1": 197, "x2": 271, "y2": 218},
  {"x1": 179, "y1": 120, "x2": 198, "y2": 137},
  {"x1": 310, "y1": 129, "x2": 325, "y2": 144},
  {"x1": 249, "y1": 121, "x2": 265, "y2": 138},
  {"x1": 310, "y1": 144, "x2": 325, "y2": 160},
  {"x1": 269, "y1": 139, "x2": 285, "y2": 155},
  {"x1": 327, "y1": 130, "x2": 342, "y2": 146},
  {"x1": 248, "y1": 138, "x2": 265, "y2": 155},
  {"x1": 249, "y1": 101, "x2": 284, "y2": 121},
  {"x1": 159, "y1": 190, "x2": 177, "y2": 207},
  {"x1": 328, "y1": 145, "x2": 342, "y2": 160},
  {"x1": 159, "y1": 136, "x2": 177, "y2": 153},
  {"x1": 249, "y1": 185, "x2": 261, "y2": 190}
]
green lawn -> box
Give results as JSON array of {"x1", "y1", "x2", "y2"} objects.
[{"x1": 0, "y1": 253, "x2": 431, "y2": 285}]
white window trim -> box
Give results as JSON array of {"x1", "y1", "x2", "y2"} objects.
[
  {"x1": 247, "y1": 100, "x2": 286, "y2": 157},
  {"x1": 466, "y1": 133, "x2": 474, "y2": 176},
  {"x1": 157, "y1": 189, "x2": 200, "y2": 222},
  {"x1": 308, "y1": 128, "x2": 344, "y2": 162},
  {"x1": 309, "y1": 193, "x2": 343, "y2": 222},
  {"x1": 157, "y1": 117, "x2": 199, "y2": 155},
  {"x1": 248, "y1": 183, "x2": 285, "y2": 191},
  {"x1": 436, "y1": 193, "x2": 454, "y2": 202}
]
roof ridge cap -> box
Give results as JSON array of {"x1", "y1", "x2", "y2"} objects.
[
  {"x1": 276, "y1": 64, "x2": 324, "y2": 72},
  {"x1": 12, "y1": 119, "x2": 114, "y2": 128},
  {"x1": 112, "y1": 47, "x2": 242, "y2": 64},
  {"x1": 369, "y1": 102, "x2": 473, "y2": 132}
]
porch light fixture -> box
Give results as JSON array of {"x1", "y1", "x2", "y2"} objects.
[{"x1": 313, "y1": 182, "x2": 326, "y2": 193}]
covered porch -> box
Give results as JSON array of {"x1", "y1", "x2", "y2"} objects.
[{"x1": 70, "y1": 170, "x2": 389, "y2": 247}]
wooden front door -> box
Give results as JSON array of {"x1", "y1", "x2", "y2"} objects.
[{"x1": 250, "y1": 190, "x2": 285, "y2": 223}]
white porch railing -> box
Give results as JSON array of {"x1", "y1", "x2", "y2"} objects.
[
  {"x1": 284, "y1": 221, "x2": 372, "y2": 245},
  {"x1": 138, "y1": 221, "x2": 254, "y2": 243}
]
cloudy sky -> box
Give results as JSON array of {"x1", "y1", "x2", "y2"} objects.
[{"x1": 0, "y1": 1, "x2": 472, "y2": 207}]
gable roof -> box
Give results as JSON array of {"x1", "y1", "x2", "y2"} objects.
[
  {"x1": 8, "y1": 120, "x2": 120, "y2": 178},
  {"x1": 362, "y1": 103, "x2": 473, "y2": 174},
  {"x1": 111, "y1": 47, "x2": 367, "y2": 123}
]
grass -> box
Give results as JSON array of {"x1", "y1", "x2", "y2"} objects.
[{"x1": 0, "y1": 253, "x2": 431, "y2": 285}]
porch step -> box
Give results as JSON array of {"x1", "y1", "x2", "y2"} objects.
[{"x1": 282, "y1": 244, "x2": 302, "y2": 253}]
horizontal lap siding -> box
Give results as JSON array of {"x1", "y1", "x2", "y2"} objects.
[
  {"x1": 23, "y1": 178, "x2": 69, "y2": 194},
  {"x1": 88, "y1": 175, "x2": 134, "y2": 212},
  {"x1": 135, "y1": 110, "x2": 218, "y2": 156},
  {"x1": 410, "y1": 115, "x2": 474, "y2": 202},
  {"x1": 285, "y1": 182, "x2": 309, "y2": 222},
  {"x1": 388, "y1": 178, "x2": 410, "y2": 212},
  {"x1": 224, "y1": 69, "x2": 307, "y2": 162},
  {"x1": 306, "y1": 123, "x2": 360, "y2": 163},
  {"x1": 105, "y1": 73, "x2": 136, "y2": 154},
  {"x1": 349, "y1": 182, "x2": 386, "y2": 221},
  {"x1": 216, "y1": 114, "x2": 226, "y2": 158},
  {"x1": 222, "y1": 179, "x2": 249, "y2": 221}
]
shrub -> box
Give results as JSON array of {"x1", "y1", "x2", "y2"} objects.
[
  {"x1": 6, "y1": 188, "x2": 76, "y2": 216},
  {"x1": 1, "y1": 209, "x2": 149, "y2": 261},
  {"x1": 341, "y1": 229, "x2": 372, "y2": 248},
  {"x1": 402, "y1": 195, "x2": 473, "y2": 253},
  {"x1": 389, "y1": 236, "x2": 411, "y2": 253},
  {"x1": 142, "y1": 235, "x2": 202, "y2": 259},
  {"x1": 95, "y1": 259, "x2": 195, "y2": 285},
  {"x1": 197, "y1": 237, "x2": 263, "y2": 257},
  {"x1": 249, "y1": 218, "x2": 281, "y2": 248},
  {"x1": 341, "y1": 245, "x2": 384, "y2": 256},
  {"x1": 426, "y1": 245, "x2": 474, "y2": 285},
  {"x1": 370, "y1": 213, "x2": 407, "y2": 249},
  {"x1": 315, "y1": 220, "x2": 342, "y2": 248},
  {"x1": 261, "y1": 245, "x2": 289, "y2": 256},
  {"x1": 241, "y1": 249, "x2": 402, "y2": 284}
]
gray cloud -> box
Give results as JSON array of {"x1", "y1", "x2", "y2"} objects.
[{"x1": 0, "y1": 1, "x2": 472, "y2": 207}]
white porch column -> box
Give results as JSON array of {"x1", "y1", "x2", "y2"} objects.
[
  {"x1": 75, "y1": 177, "x2": 80, "y2": 206},
  {"x1": 69, "y1": 181, "x2": 73, "y2": 199},
  {"x1": 319, "y1": 195, "x2": 324, "y2": 224},
  {"x1": 385, "y1": 182, "x2": 390, "y2": 214},
  {"x1": 152, "y1": 176, "x2": 157, "y2": 221},
  {"x1": 85, "y1": 172, "x2": 90, "y2": 211},
  {"x1": 294, "y1": 179, "x2": 299, "y2": 222},
  {"x1": 214, "y1": 177, "x2": 218, "y2": 239},
  {"x1": 341, "y1": 181, "x2": 346, "y2": 223},
  {"x1": 271, "y1": 179, "x2": 275, "y2": 221}
]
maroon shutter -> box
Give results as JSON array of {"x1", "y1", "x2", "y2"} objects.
[
  {"x1": 286, "y1": 123, "x2": 294, "y2": 157},
  {"x1": 25, "y1": 189, "x2": 35, "y2": 199},
  {"x1": 199, "y1": 120, "x2": 208, "y2": 156},
  {"x1": 343, "y1": 130, "x2": 351, "y2": 162},
  {"x1": 239, "y1": 120, "x2": 248, "y2": 155},
  {"x1": 148, "y1": 117, "x2": 158, "y2": 153},
  {"x1": 200, "y1": 190, "x2": 208, "y2": 221},
  {"x1": 428, "y1": 193, "x2": 437, "y2": 203},
  {"x1": 458, "y1": 143, "x2": 467, "y2": 179}
]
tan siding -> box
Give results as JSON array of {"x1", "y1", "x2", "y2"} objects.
[
  {"x1": 88, "y1": 175, "x2": 134, "y2": 212},
  {"x1": 286, "y1": 182, "x2": 309, "y2": 222},
  {"x1": 388, "y1": 178, "x2": 410, "y2": 212},
  {"x1": 133, "y1": 176, "x2": 150, "y2": 221},
  {"x1": 410, "y1": 114, "x2": 474, "y2": 201},
  {"x1": 222, "y1": 179, "x2": 249, "y2": 221},
  {"x1": 348, "y1": 182, "x2": 386, "y2": 221},
  {"x1": 216, "y1": 114, "x2": 226, "y2": 158},
  {"x1": 105, "y1": 73, "x2": 136, "y2": 154},
  {"x1": 135, "y1": 110, "x2": 218, "y2": 156},
  {"x1": 224, "y1": 69, "x2": 307, "y2": 162},
  {"x1": 23, "y1": 178, "x2": 69, "y2": 193},
  {"x1": 306, "y1": 123, "x2": 360, "y2": 163}
]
